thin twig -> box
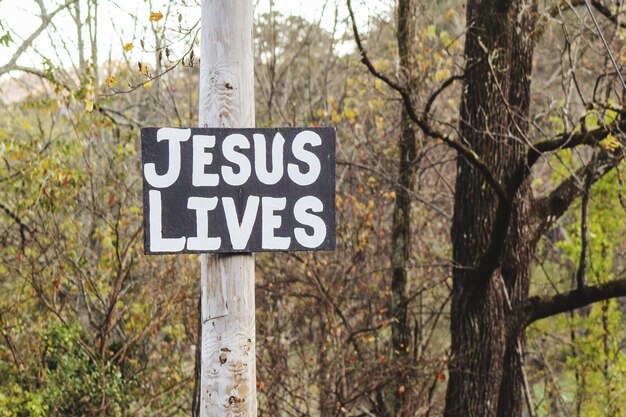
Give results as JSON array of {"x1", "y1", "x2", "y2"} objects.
[
  {"x1": 583, "y1": 0, "x2": 626, "y2": 92},
  {"x1": 345, "y1": 0, "x2": 507, "y2": 202}
]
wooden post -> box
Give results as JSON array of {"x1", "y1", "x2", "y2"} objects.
[{"x1": 199, "y1": 1, "x2": 257, "y2": 416}]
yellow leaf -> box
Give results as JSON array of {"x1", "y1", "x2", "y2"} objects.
[
  {"x1": 435, "y1": 68, "x2": 451, "y2": 82},
  {"x1": 344, "y1": 107, "x2": 356, "y2": 121},
  {"x1": 600, "y1": 134, "x2": 621, "y2": 152},
  {"x1": 150, "y1": 11, "x2": 163, "y2": 22},
  {"x1": 123, "y1": 42, "x2": 134, "y2": 52},
  {"x1": 85, "y1": 98, "x2": 94, "y2": 113},
  {"x1": 143, "y1": 80, "x2": 153, "y2": 90},
  {"x1": 105, "y1": 76, "x2": 117, "y2": 87},
  {"x1": 139, "y1": 62, "x2": 148, "y2": 75},
  {"x1": 427, "y1": 25, "x2": 437, "y2": 40}
]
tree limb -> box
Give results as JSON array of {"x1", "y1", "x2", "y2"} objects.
[
  {"x1": 589, "y1": 0, "x2": 626, "y2": 29},
  {"x1": 0, "y1": 0, "x2": 78, "y2": 76},
  {"x1": 4, "y1": 65, "x2": 72, "y2": 92},
  {"x1": 519, "y1": 277, "x2": 626, "y2": 327},
  {"x1": 533, "y1": 151, "x2": 623, "y2": 236},
  {"x1": 528, "y1": 118, "x2": 626, "y2": 167},
  {"x1": 345, "y1": 0, "x2": 507, "y2": 202},
  {"x1": 0, "y1": 201, "x2": 32, "y2": 251},
  {"x1": 575, "y1": 156, "x2": 595, "y2": 289},
  {"x1": 548, "y1": 0, "x2": 626, "y2": 29},
  {"x1": 423, "y1": 59, "x2": 483, "y2": 117}
]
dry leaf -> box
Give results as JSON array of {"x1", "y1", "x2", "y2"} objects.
[
  {"x1": 150, "y1": 11, "x2": 163, "y2": 22},
  {"x1": 138, "y1": 62, "x2": 148, "y2": 75}
]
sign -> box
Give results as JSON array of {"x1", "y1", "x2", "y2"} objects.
[{"x1": 141, "y1": 127, "x2": 335, "y2": 254}]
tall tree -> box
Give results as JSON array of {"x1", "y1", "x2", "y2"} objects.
[
  {"x1": 389, "y1": 0, "x2": 419, "y2": 415},
  {"x1": 349, "y1": 0, "x2": 626, "y2": 415},
  {"x1": 445, "y1": 1, "x2": 538, "y2": 415}
]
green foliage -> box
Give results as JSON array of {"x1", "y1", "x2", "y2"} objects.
[
  {"x1": 0, "y1": 32, "x2": 11, "y2": 47},
  {"x1": 1, "y1": 1, "x2": 625, "y2": 416},
  {"x1": 0, "y1": 323, "x2": 132, "y2": 417},
  {"x1": 530, "y1": 165, "x2": 626, "y2": 416},
  {"x1": 0, "y1": 38, "x2": 196, "y2": 414}
]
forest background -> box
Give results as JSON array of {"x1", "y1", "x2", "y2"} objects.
[{"x1": 1, "y1": 0, "x2": 626, "y2": 416}]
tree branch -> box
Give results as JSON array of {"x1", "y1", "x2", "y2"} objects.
[
  {"x1": 519, "y1": 277, "x2": 626, "y2": 327},
  {"x1": 346, "y1": 0, "x2": 507, "y2": 202},
  {"x1": 589, "y1": 0, "x2": 626, "y2": 29},
  {"x1": 4, "y1": 65, "x2": 72, "y2": 92},
  {"x1": 0, "y1": 0, "x2": 78, "y2": 76},
  {"x1": 528, "y1": 118, "x2": 626, "y2": 167},
  {"x1": 547, "y1": 0, "x2": 626, "y2": 29},
  {"x1": 575, "y1": 156, "x2": 595, "y2": 289},
  {"x1": 423, "y1": 74, "x2": 463, "y2": 116},
  {"x1": 533, "y1": 151, "x2": 623, "y2": 236},
  {"x1": 423, "y1": 60, "x2": 483, "y2": 117}
]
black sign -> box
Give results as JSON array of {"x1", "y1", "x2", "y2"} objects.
[{"x1": 141, "y1": 127, "x2": 335, "y2": 254}]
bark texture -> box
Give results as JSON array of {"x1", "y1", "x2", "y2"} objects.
[
  {"x1": 390, "y1": 0, "x2": 418, "y2": 415},
  {"x1": 444, "y1": 1, "x2": 538, "y2": 416}
]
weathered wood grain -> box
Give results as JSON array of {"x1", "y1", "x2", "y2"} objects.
[{"x1": 199, "y1": 1, "x2": 256, "y2": 416}]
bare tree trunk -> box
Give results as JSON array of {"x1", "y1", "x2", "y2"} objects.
[
  {"x1": 444, "y1": 1, "x2": 538, "y2": 416},
  {"x1": 345, "y1": 0, "x2": 626, "y2": 414},
  {"x1": 317, "y1": 314, "x2": 335, "y2": 417},
  {"x1": 73, "y1": 0, "x2": 86, "y2": 76},
  {"x1": 88, "y1": 0, "x2": 98, "y2": 84},
  {"x1": 390, "y1": 0, "x2": 418, "y2": 415},
  {"x1": 199, "y1": 1, "x2": 257, "y2": 416}
]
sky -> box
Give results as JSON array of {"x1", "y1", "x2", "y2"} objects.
[{"x1": 0, "y1": 0, "x2": 389, "y2": 78}]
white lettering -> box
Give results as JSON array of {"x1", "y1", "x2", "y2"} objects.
[
  {"x1": 287, "y1": 130, "x2": 321, "y2": 186},
  {"x1": 187, "y1": 197, "x2": 221, "y2": 250},
  {"x1": 144, "y1": 128, "x2": 191, "y2": 188},
  {"x1": 192, "y1": 135, "x2": 219, "y2": 187},
  {"x1": 223, "y1": 196, "x2": 260, "y2": 249},
  {"x1": 261, "y1": 197, "x2": 290, "y2": 249},
  {"x1": 294, "y1": 196, "x2": 326, "y2": 248},
  {"x1": 253, "y1": 132, "x2": 285, "y2": 185},
  {"x1": 149, "y1": 190, "x2": 186, "y2": 252},
  {"x1": 222, "y1": 133, "x2": 251, "y2": 186}
]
